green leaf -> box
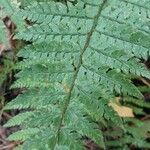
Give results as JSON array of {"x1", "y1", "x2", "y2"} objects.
[{"x1": 4, "y1": 0, "x2": 150, "y2": 149}]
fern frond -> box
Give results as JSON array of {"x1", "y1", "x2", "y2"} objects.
[
  {"x1": 4, "y1": 89, "x2": 65, "y2": 110},
  {"x1": 4, "y1": 112, "x2": 34, "y2": 127},
  {"x1": 8, "y1": 128, "x2": 40, "y2": 141},
  {"x1": 123, "y1": 96, "x2": 150, "y2": 108},
  {"x1": 4, "y1": 0, "x2": 150, "y2": 149},
  {"x1": 105, "y1": 118, "x2": 150, "y2": 149},
  {"x1": 17, "y1": 1, "x2": 150, "y2": 59}
]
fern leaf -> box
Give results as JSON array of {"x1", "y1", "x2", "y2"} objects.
[
  {"x1": 4, "y1": 0, "x2": 150, "y2": 149},
  {"x1": 123, "y1": 96, "x2": 150, "y2": 108},
  {"x1": 16, "y1": 1, "x2": 150, "y2": 59},
  {"x1": 8, "y1": 128, "x2": 40, "y2": 141},
  {"x1": 4, "y1": 112, "x2": 34, "y2": 127}
]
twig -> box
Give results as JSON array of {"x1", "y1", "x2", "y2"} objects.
[
  {"x1": 140, "y1": 77, "x2": 150, "y2": 88},
  {"x1": 0, "y1": 96, "x2": 5, "y2": 120},
  {"x1": 2, "y1": 112, "x2": 12, "y2": 119},
  {"x1": 0, "y1": 143, "x2": 16, "y2": 150},
  {"x1": 141, "y1": 115, "x2": 150, "y2": 121},
  {"x1": 0, "y1": 138, "x2": 6, "y2": 144}
]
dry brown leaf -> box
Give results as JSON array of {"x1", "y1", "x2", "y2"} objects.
[{"x1": 109, "y1": 102, "x2": 134, "y2": 118}]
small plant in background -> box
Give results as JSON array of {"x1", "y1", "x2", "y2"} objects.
[
  {"x1": 0, "y1": 0, "x2": 16, "y2": 117},
  {"x1": 0, "y1": 0, "x2": 150, "y2": 150},
  {"x1": 0, "y1": 1, "x2": 24, "y2": 149}
]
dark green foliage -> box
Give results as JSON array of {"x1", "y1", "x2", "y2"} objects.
[{"x1": 1, "y1": 0, "x2": 150, "y2": 149}]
